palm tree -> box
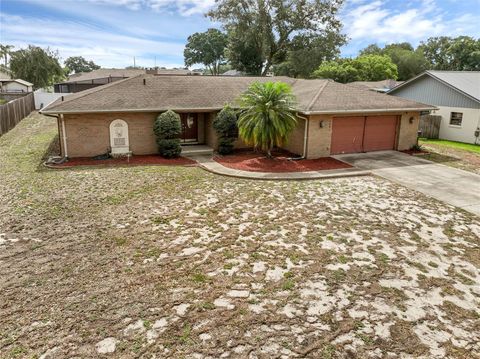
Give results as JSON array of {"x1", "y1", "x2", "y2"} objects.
[
  {"x1": 0, "y1": 45, "x2": 14, "y2": 67},
  {"x1": 237, "y1": 81, "x2": 297, "y2": 158}
]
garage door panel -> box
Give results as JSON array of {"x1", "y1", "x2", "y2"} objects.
[
  {"x1": 331, "y1": 116, "x2": 365, "y2": 155},
  {"x1": 363, "y1": 116, "x2": 397, "y2": 152}
]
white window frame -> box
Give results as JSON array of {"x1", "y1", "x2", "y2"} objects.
[{"x1": 449, "y1": 112, "x2": 463, "y2": 127}]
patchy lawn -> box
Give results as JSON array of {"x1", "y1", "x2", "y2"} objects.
[
  {"x1": 1, "y1": 113, "x2": 479, "y2": 359},
  {"x1": 420, "y1": 139, "x2": 480, "y2": 154},
  {"x1": 419, "y1": 138, "x2": 480, "y2": 174}
]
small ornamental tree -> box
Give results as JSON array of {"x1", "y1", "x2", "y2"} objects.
[
  {"x1": 213, "y1": 105, "x2": 238, "y2": 154},
  {"x1": 237, "y1": 82, "x2": 297, "y2": 158},
  {"x1": 154, "y1": 110, "x2": 182, "y2": 158}
]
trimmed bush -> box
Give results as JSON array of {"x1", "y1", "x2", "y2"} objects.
[
  {"x1": 154, "y1": 110, "x2": 182, "y2": 158},
  {"x1": 213, "y1": 106, "x2": 238, "y2": 155}
]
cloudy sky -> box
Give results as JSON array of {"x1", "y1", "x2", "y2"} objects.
[{"x1": 1, "y1": 0, "x2": 479, "y2": 69}]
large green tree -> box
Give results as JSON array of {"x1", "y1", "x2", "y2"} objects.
[
  {"x1": 312, "y1": 59, "x2": 359, "y2": 83},
  {"x1": 184, "y1": 28, "x2": 228, "y2": 75},
  {"x1": 359, "y1": 42, "x2": 428, "y2": 80},
  {"x1": 64, "y1": 56, "x2": 100, "y2": 74},
  {"x1": 420, "y1": 36, "x2": 480, "y2": 71},
  {"x1": 208, "y1": 0, "x2": 345, "y2": 76},
  {"x1": 237, "y1": 82, "x2": 297, "y2": 157},
  {"x1": 354, "y1": 54, "x2": 398, "y2": 81},
  {"x1": 313, "y1": 55, "x2": 398, "y2": 83},
  {"x1": 0, "y1": 44, "x2": 14, "y2": 67},
  {"x1": 10, "y1": 46, "x2": 64, "y2": 89},
  {"x1": 274, "y1": 32, "x2": 346, "y2": 78}
]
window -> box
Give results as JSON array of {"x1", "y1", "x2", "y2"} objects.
[{"x1": 450, "y1": 112, "x2": 463, "y2": 126}]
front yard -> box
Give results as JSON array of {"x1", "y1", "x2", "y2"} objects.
[
  {"x1": 419, "y1": 138, "x2": 480, "y2": 174},
  {"x1": 1, "y1": 113, "x2": 479, "y2": 358}
]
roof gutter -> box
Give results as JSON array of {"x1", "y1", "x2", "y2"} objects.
[
  {"x1": 40, "y1": 107, "x2": 226, "y2": 115},
  {"x1": 41, "y1": 106, "x2": 437, "y2": 116},
  {"x1": 302, "y1": 107, "x2": 437, "y2": 115}
]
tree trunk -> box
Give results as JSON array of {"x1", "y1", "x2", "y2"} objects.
[{"x1": 266, "y1": 148, "x2": 272, "y2": 158}]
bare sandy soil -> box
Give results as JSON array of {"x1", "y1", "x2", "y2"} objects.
[
  {"x1": 1, "y1": 113, "x2": 479, "y2": 359},
  {"x1": 419, "y1": 141, "x2": 480, "y2": 175}
]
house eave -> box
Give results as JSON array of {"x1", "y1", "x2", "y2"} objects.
[
  {"x1": 302, "y1": 107, "x2": 437, "y2": 115},
  {"x1": 40, "y1": 107, "x2": 226, "y2": 115},
  {"x1": 41, "y1": 106, "x2": 437, "y2": 116}
]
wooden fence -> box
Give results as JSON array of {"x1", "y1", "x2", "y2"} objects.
[
  {"x1": 0, "y1": 93, "x2": 35, "y2": 136},
  {"x1": 419, "y1": 115, "x2": 441, "y2": 139}
]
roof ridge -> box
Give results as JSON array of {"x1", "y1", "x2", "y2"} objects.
[
  {"x1": 53, "y1": 75, "x2": 144, "y2": 108},
  {"x1": 306, "y1": 79, "x2": 330, "y2": 112}
]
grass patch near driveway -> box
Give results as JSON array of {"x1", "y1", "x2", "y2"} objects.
[
  {"x1": 420, "y1": 138, "x2": 480, "y2": 153},
  {"x1": 419, "y1": 138, "x2": 480, "y2": 174},
  {"x1": 0, "y1": 113, "x2": 479, "y2": 358}
]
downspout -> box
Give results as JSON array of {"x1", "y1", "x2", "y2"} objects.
[
  {"x1": 60, "y1": 114, "x2": 68, "y2": 158},
  {"x1": 302, "y1": 117, "x2": 309, "y2": 159},
  {"x1": 288, "y1": 115, "x2": 309, "y2": 161},
  {"x1": 42, "y1": 113, "x2": 68, "y2": 163}
]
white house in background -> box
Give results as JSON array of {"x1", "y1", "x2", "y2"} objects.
[
  {"x1": 0, "y1": 79, "x2": 34, "y2": 93},
  {"x1": 388, "y1": 71, "x2": 480, "y2": 144}
]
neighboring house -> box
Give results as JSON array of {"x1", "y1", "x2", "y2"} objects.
[
  {"x1": 222, "y1": 70, "x2": 274, "y2": 77},
  {"x1": 222, "y1": 69, "x2": 245, "y2": 76},
  {"x1": 388, "y1": 71, "x2": 480, "y2": 144},
  {"x1": 40, "y1": 75, "x2": 434, "y2": 158},
  {"x1": 0, "y1": 79, "x2": 33, "y2": 93},
  {"x1": 54, "y1": 68, "x2": 194, "y2": 93},
  {"x1": 348, "y1": 79, "x2": 403, "y2": 93},
  {"x1": 0, "y1": 69, "x2": 11, "y2": 80}
]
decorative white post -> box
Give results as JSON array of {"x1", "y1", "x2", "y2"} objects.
[{"x1": 109, "y1": 119, "x2": 130, "y2": 156}]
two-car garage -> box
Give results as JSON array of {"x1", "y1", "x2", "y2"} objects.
[{"x1": 330, "y1": 115, "x2": 399, "y2": 155}]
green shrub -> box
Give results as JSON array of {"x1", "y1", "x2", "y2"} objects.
[
  {"x1": 154, "y1": 110, "x2": 182, "y2": 158},
  {"x1": 218, "y1": 138, "x2": 235, "y2": 155},
  {"x1": 213, "y1": 106, "x2": 238, "y2": 155}
]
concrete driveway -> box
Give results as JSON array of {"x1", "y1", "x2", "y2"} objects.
[{"x1": 333, "y1": 151, "x2": 480, "y2": 216}]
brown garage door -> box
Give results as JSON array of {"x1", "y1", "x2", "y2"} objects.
[
  {"x1": 330, "y1": 116, "x2": 365, "y2": 155},
  {"x1": 363, "y1": 116, "x2": 398, "y2": 152},
  {"x1": 331, "y1": 115, "x2": 398, "y2": 154}
]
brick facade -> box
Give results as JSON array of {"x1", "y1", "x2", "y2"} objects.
[{"x1": 60, "y1": 110, "x2": 421, "y2": 158}]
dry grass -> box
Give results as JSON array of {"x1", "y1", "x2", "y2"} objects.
[{"x1": 1, "y1": 113, "x2": 479, "y2": 358}]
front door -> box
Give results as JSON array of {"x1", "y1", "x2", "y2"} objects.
[{"x1": 180, "y1": 113, "x2": 198, "y2": 143}]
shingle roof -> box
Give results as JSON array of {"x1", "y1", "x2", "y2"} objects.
[
  {"x1": 348, "y1": 79, "x2": 403, "y2": 91},
  {"x1": 62, "y1": 69, "x2": 146, "y2": 83},
  {"x1": 389, "y1": 71, "x2": 480, "y2": 102},
  {"x1": 42, "y1": 74, "x2": 435, "y2": 114},
  {"x1": 0, "y1": 79, "x2": 33, "y2": 86},
  {"x1": 62, "y1": 68, "x2": 195, "y2": 84}
]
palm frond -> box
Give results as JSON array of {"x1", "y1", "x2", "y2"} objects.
[{"x1": 237, "y1": 81, "x2": 297, "y2": 154}]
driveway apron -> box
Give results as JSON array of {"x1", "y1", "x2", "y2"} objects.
[{"x1": 333, "y1": 151, "x2": 480, "y2": 216}]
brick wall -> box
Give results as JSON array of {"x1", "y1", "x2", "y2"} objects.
[
  {"x1": 63, "y1": 112, "x2": 158, "y2": 157},
  {"x1": 61, "y1": 110, "x2": 421, "y2": 158},
  {"x1": 306, "y1": 115, "x2": 333, "y2": 159},
  {"x1": 282, "y1": 117, "x2": 306, "y2": 156},
  {"x1": 397, "y1": 112, "x2": 420, "y2": 150}
]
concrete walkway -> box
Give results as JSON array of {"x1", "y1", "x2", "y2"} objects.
[
  {"x1": 333, "y1": 151, "x2": 480, "y2": 216},
  {"x1": 190, "y1": 155, "x2": 371, "y2": 180}
]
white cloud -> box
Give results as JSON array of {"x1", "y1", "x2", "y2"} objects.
[
  {"x1": 0, "y1": 13, "x2": 185, "y2": 68},
  {"x1": 149, "y1": 0, "x2": 215, "y2": 16},
  {"x1": 82, "y1": 0, "x2": 215, "y2": 16},
  {"x1": 342, "y1": 0, "x2": 479, "y2": 44}
]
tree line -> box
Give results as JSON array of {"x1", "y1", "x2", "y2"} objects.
[
  {"x1": 2, "y1": 0, "x2": 479, "y2": 89},
  {"x1": 0, "y1": 45, "x2": 101, "y2": 90},
  {"x1": 184, "y1": 0, "x2": 480, "y2": 81}
]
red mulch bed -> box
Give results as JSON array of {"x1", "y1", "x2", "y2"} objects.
[
  {"x1": 49, "y1": 155, "x2": 197, "y2": 168},
  {"x1": 214, "y1": 149, "x2": 352, "y2": 173}
]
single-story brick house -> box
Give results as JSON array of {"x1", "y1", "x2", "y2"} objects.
[{"x1": 40, "y1": 75, "x2": 435, "y2": 158}]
